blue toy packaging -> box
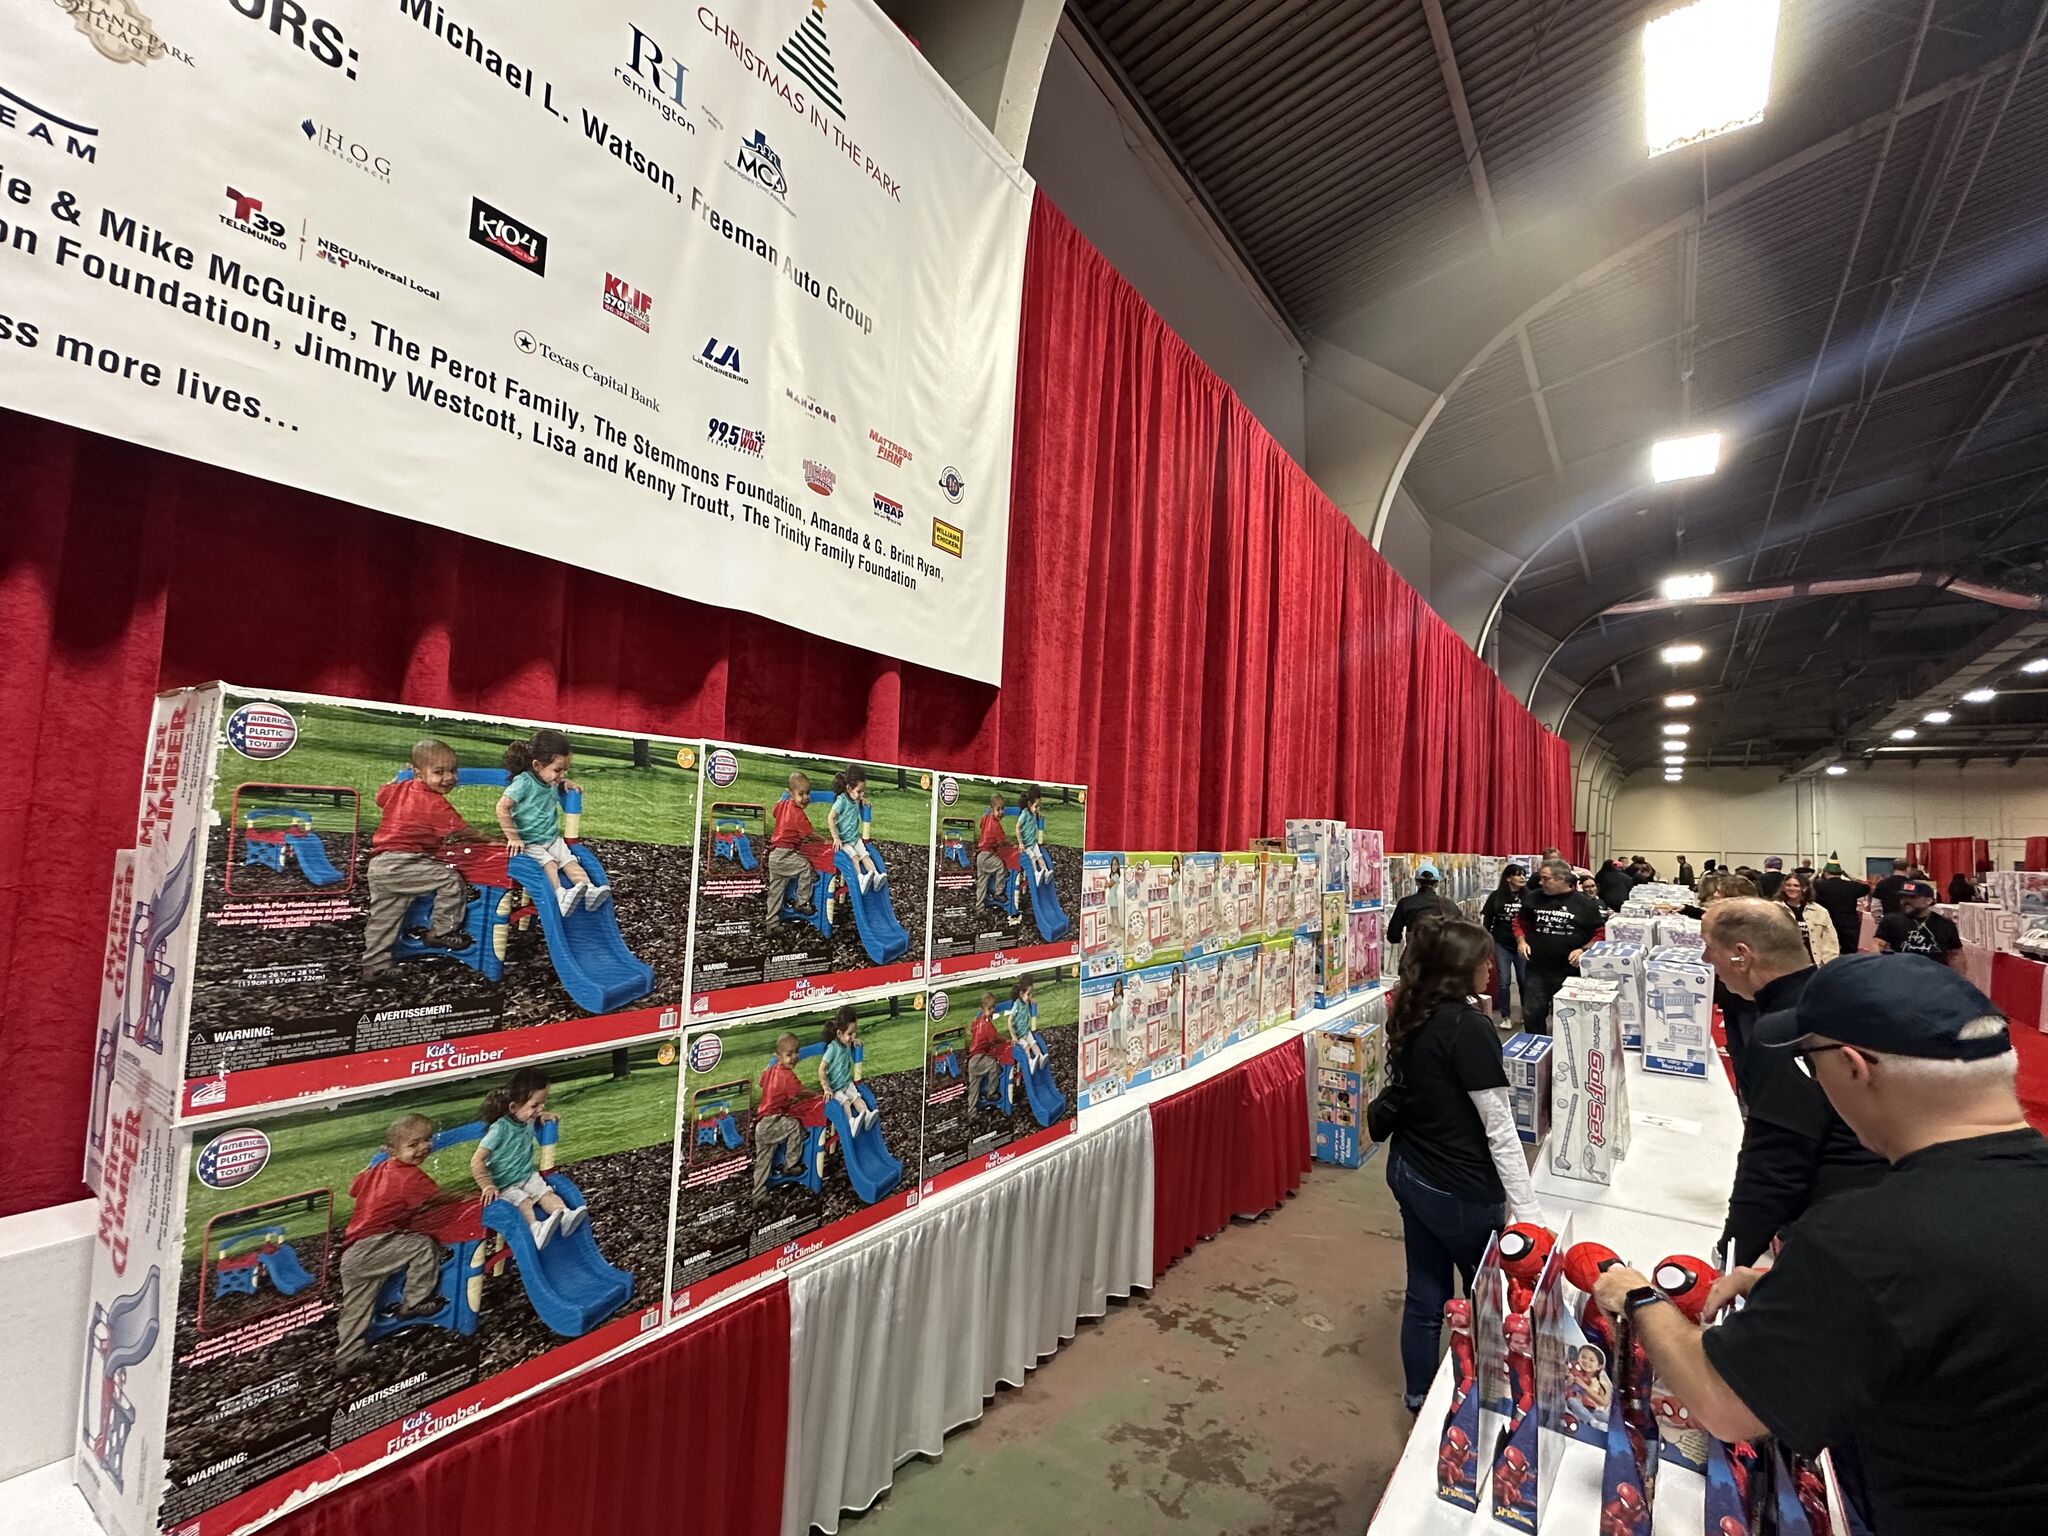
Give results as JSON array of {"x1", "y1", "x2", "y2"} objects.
[
  {"x1": 1307, "y1": 1008, "x2": 1387, "y2": 1167},
  {"x1": 1183, "y1": 950, "x2": 1225, "y2": 1066},
  {"x1": 1181, "y1": 852, "x2": 1222, "y2": 958},
  {"x1": 1286, "y1": 818, "x2": 1350, "y2": 895},
  {"x1": 1643, "y1": 946, "x2": 1715, "y2": 1077},
  {"x1": 1259, "y1": 936, "x2": 1294, "y2": 1033},
  {"x1": 1216, "y1": 852, "x2": 1262, "y2": 948},
  {"x1": 121, "y1": 685, "x2": 694, "y2": 1124},
  {"x1": 1079, "y1": 851, "x2": 1125, "y2": 978},
  {"x1": 1077, "y1": 970, "x2": 1130, "y2": 1109},
  {"x1": 1502, "y1": 1033, "x2": 1554, "y2": 1144},
  {"x1": 1292, "y1": 850, "x2": 1321, "y2": 932},
  {"x1": 1124, "y1": 961, "x2": 1184, "y2": 1088},
  {"x1": 1219, "y1": 943, "x2": 1260, "y2": 1048},
  {"x1": 927, "y1": 774, "x2": 1084, "y2": 979},
  {"x1": 1122, "y1": 854, "x2": 1185, "y2": 968},
  {"x1": 671, "y1": 990, "x2": 931, "y2": 1316},
  {"x1": 77, "y1": 1039, "x2": 678, "y2": 1536},
  {"x1": 921, "y1": 967, "x2": 1078, "y2": 1194},
  {"x1": 1490, "y1": 1221, "x2": 1570, "y2": 1534},
  {"x1": 691, "y1": 743, "x2": 933, "y2": 1019},
  {"x1": 1252, "y1": 845, "x2": 1295, "y2": 940}
]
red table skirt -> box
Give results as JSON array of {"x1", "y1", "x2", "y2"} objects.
[
  {"x1": 270, "y1": 1282, "x2": 789, "y2": 1536},
  {"x1": 1989, "y1": 951, "x2": 2048, "y2": 1134},
  {"x1": 1149, "y1": 1039, "x2": 1310, "y2": 1280}
]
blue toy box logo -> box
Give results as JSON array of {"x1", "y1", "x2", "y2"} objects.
[{"x1": 225, "y1": 700, "x2": 297, "y2": 760}]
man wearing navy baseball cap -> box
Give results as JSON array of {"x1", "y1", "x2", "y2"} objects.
[{"x1": 1592, "y1": 954, "x2": 2048, "y2": 1535}]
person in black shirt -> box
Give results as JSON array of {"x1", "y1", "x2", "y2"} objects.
[
  {"x1": 1872, "y1": 858, "x2": 1911, "y2": 915},
  {"x1": 1591, "y1": 955, "x2": 2048, "y2": 1536},
  {"x1": 1947, "y1": 869, "x2": 1983, "y2": 904},
  {"x1": 1595, "y1": 858, "x2": 1636, "y2": 912},
  {"x1": 1875, "y1": 880, "x2": 1963, "y2": 968},
  {"x1": 1812, "y1": 859, "x2": 1867, "y2": 956},
  {"x1": 1479, "y1": 864, "x2": 1528, "y2": 1017},
  {"x1": 1675, "y1": 854, "x2": 1696, "y2": 887},
  {"x1": 1385, "y1": 861, "x2": 1460, "y2": 946},
  {"x1": 1699, "y1": 900, "x2": 1887, "y2": 1264},
  {"x1": 1513, "y1": 860, "x2": 1606, "y2": 1035},
  {"x1": 1369, "y1": 916, "x2": 1541, "y2": 1410},
  {"x1": 1756, "y1": 856, "x2": 1787, "y2": 900}
]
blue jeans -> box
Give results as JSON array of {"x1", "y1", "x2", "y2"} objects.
[
  {"x1": 1492, "y1": 942, "x2": 1526, "y2": 1016},
  {"x1": 1387, "y1": 1149, "x2": 1505, "y2": 1407}
]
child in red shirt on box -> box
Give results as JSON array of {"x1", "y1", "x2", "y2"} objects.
[
  {"x1": 965, "y1": 991, "x2": 1009, "y2": 1107},
  {"x1": 362, "y1": 740, "x2": 485, "y2": 982},
  {"x1": 976, "y1": 793, "x2": 1016, "y2": 917},
  {"x1": 752, "y1": 1033, "x2": 809, "y2": 1200},
  {"x1": 336, "y1": 1112, "x2": 469, "y2": 1373},
  {"x1": 764, "y1": 771, "x2": 825, "y2": 922}
]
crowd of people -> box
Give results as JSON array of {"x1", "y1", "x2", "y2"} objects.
[{"x1": 1364, "y1": 850, "x2": 2046, "y2": 1534}]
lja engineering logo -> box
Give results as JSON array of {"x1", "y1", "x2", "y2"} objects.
[
  {"x1": 602, "y1": 272, "x2": 653, "y2": 332},
  {"x1": 220, "y1": 186, "x2": 286, "y2": 250},
  {"x1": 469, "y1": 195, "x2": 548, "y2": 275},
  {"x1": 804, "y1": 460, "x2": 836, "y2": 496}
]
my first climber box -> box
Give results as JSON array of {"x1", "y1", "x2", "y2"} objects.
[
  {"x1": 122, "y1": 686, "x2": 695, "y2": 1120},
  {"x1": 76, "y1": 1038, "x2": 679, "y2": 1536},
  {"x1": 928, "y1": 773, "x2": 1085, "y2": 978},
  {"x1": 921, "y1": 964, "x2": 1079, "y2": 1193},
  {"x1": 669, "y1": 988, "x2": 932, "y2": 1316},
  {"x1": 689, "y1": 743, "x2": 935, "y2": 1017}
]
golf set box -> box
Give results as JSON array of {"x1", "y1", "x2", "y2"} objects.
[
  {"x1": 926, "y1": 775, "x2": 1084, "y2": 979},
  {"x1": 1643, "y1": 948, "x2": 1715, "y2": 1078},
  {"x1": 1549, "y1": 979, "x2": 1632, "y2": 1186}
]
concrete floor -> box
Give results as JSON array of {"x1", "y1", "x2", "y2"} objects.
[{"x1": 837, "y1": 1159, "x2": 1414, "y2": 1535}]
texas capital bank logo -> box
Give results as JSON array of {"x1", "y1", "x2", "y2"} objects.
[
  {"x1": 219, "y1": 187, "x2": 286, "y2": 250},
  {"x1": 468, "y1": 195, "x2": 548, "y2": 275},
  {"x1": 0, "y1": 83, "x2": 101, "y2": 161},
  {"x1": 602, "y1": 272, "x2": 653, "y2": 332}
]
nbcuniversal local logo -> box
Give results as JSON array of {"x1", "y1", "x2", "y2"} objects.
[
  {"x1": 226, "y1": 700, "x2": 297, "y2": 759},
  {"x1": 220, "y1": 186, "x2": 286, "y2": 250},
  {"x1": 0, "y1": 82, "x2": 101, "y2": 161},
  {"x1": 602, "y1": 271, "x2": 653, "y2": 332},
  {"x1": 469, "y1": 195, "x2": 548, "y2": 275}
]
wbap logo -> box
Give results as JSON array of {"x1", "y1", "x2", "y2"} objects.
[
  {"x1": 226, "y1": 701, "x2": 297, "y2": 760},
  {"x1": 706, "y1": 749, "x2": 739, "y2": 787},
  {"x1": 689, "y1": 1034, "x2": 725, "y2": 1072},
  {"x1": 196, "y1": 1128, "x2": 271, "y2": 1189}
]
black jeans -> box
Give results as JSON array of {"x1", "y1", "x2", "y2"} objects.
[
  {"x1": 1521, "y1": 966, "x2": 1568, "y2": 1035},
  {"x1": 1387, "y1": 1149, "x2": 1505, "y2": 1407}
]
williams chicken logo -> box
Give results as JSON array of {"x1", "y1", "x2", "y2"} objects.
[{"x1": 776, "y1": 0, "x2": 844, "y2": 120}]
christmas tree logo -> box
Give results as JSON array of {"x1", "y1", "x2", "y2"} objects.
[{"x1": 778, "y1": 0, "x2": 845, "y2": 120}]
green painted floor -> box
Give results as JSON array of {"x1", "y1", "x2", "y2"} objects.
[{"x1": 837, "y1": 1158, "x2": 1413, "y2": 1535}]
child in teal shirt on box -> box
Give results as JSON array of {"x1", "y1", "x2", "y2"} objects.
[
  {"x1": 495, "y1": 728, "x2": 607, "y2": 917},
  {"x1": 818, "y1": 1007, "x2": 876, "y2": 1135},
  {"x1": 830, "y1": 767, "x2": 883, "y2": 892},
  {"x1": 469, "y1": 1066, "x2": 583, "y2": 1248},
  {"x1": 1016, "y1": 784, "x2": 1051, "y2": 885}
]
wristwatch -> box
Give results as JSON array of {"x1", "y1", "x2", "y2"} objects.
[{"x1": 1622, "y1": 1285, "x2": 1668, "y2": 1317}]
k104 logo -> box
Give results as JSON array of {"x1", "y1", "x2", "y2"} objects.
[
  {"x1": 707, "y1": 418, "x2": 764, "y2": 456},
  {"x1": 469, "y1": 196, "x2": 548, "y2": 274}
]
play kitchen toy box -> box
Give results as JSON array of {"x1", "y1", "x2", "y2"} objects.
[
  {"x1": 112, "y1": 685, "x2": 695, "y2": 1123},
  {"x1": 78, "y1": 1036, "x2": 680, "y2": 1536}
]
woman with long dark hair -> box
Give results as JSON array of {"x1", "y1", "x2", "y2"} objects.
[{"x1": 1371, "y1": 915, "x2": 1542, "y2": 1411}]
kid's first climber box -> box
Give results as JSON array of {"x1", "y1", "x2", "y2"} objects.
[
  {"x1": 120, "y1": 686, "x2": 695, "y2": 1120},
  {"x1": 78, "y1": 1038, "x2": 679, "y2": 1536},
  {"x1": 928, "y1": 775, "x2": 1085, "y2": 978},
  {"x1": 921, "y1": 964, "x2": 1079, "y2": 1192}
]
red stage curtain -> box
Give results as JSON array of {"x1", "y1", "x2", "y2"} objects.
[
  {"x1": 1989, "y1": 953, "x2": 2048, "y2": 1133},
  {"x1": 1925, "y1": 837, "x2": 1978, "y2": 891},
  {"x1": 2027, "y1": 837, "x2": 2048, "y2": 870},
  {"x1": 267, "y1": 1281, "x2": 789, "y2": 1536},
  {"x1": 1, "y1": 193, "x2": 1569, "y2": 1217},
  {"x1": 1150, "y1": 1043, "x2": 1311, "y2": 1280}
]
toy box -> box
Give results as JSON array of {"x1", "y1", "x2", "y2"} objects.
[
  {"x1": 123, "y1": 685, "x2": 695, "y2": 1121},
  {"x1": 1125, "y1": 962, "x2": 1184, "y2": 1088},
  {"x1": 1080, "y1": 851, "x2": 1125, "y2": 977},
  {"x1": 927, "y1": 775, "x2": 1084, "y2": 977},
  {"x1": 1220, "y1": 943, "x2": 1260, "y2": 1048},
  {"x1": 1260, "y1": 936, "x2": 1295, "y2": 1031},
  {"x1": 1183, "y1": 950, "x2": 1224, "y2": 1066},
  {"x1": 1606, "y1": 914, "x2": 1656, "y2": 949},
  {"x1": 1578, "y1": 941, "x2": 1646, "y2": 1050},
  {"x1": 1348, "y1": 906, "x2": 1383, "y2": 990},
  {"x1": 1292, "y1": 933, "x2": 1318, "y2": 1018},
  {"x1": 1654, "y1": 913, "x2": 1703, "y2": 952},
  {"x1": 1307, "y1": 1010, "x2": 1388, "y2": 1167},
  {"x1": 691, "y1": 744, "x2": 932, "y2": 1018},
  {"x1": 1254, "y1": 848, "x2": 1295, "y2": 939},
  {"x1": 1292, "y1": 851, "x2": 1320, "y2": 933},
  {"x1": 1077, "y1": 970, "x2": 1130, "y2": 1109},
  {"x1": 1386, "y1": 853, "x2": 1412, "y2": 904},
  {"x1": 671, "y1": 988, "x2": 934, "y2": 1315},
  {"x1": 1317, "y1": 891, "x2": 1350, "y2": 1007},
  {"x1": 1122, "y1": 853, "x2": 1184, "y2": 968},
  {"x1": 1181, "y1": 852, "x2": 1222, "y2": 958},
  {"x1": 86, "y1": 851, "x2": 139, "y2": 1192},
  {"x1": 1991, "y1": 870, "x2": 2048, "y2": 915},
  {"x1": 1286, "y1": 818, "x2": 1349, "y2": 894},
  {"x1": 78, "y1": 1039, "x2": 678, "y2": 1536},
  {"x1": 1502, "y1": 1033, "x2": 1554, "y2": 1144},
  {"x1": 1347, "y1": 828, "x2": 1385, "y2": 908},
  {"x1": 1217, "y1": 852, "x2": 1262, "y2": 948},
  {"x1": 1643, "y1": 948, "x2": 1715, "y2": 1078},
  {"x1": 920, "y1": 966, "x2": 1079, "y2": 1192},
  {"x1": 1550, "y1": 979, "x2": 1630, "y2": 1184}
]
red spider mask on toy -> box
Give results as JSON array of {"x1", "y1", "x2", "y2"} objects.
[
  {"x1": 1563, "y1": 1240, "x2": 1624, "y2": 1294},
  {"x1": 1652, "y1": 1254, "x2": 1719, "y2": 1323},
  {"x1": 1444, "y1": 1297, "x2": 1472, "y2": 1329},
  {"x1": 1502, "y1": 1446, "x2": 1530, "y2": 1476},
  {"x1": 1504, "y1": 1311, "x2": 1532, "y2": 1350},
  {"x1": 1499, "y1": 1223, "x2": 1556, "y2": 1285},
  {"x1": 1651, "y1": 1390, "x2": 1697, "y2": 1436},
  {"x1": 1719, "y1": 1520, "x2": 1747, "y2": 1536},
  {"x1": 1612, "y1": 1484, "x2": 1645, "y2": 1514},
  {"x1": 1443, "y1": 1426, "x2": 1470, "y2": 1455}
]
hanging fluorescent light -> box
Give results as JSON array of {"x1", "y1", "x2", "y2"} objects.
[
  {"x1": 1650, "y1": 432, "x2": 1722, "y2": 482},
  {"x1": 1922, "y1": 710, "x2": 1952, "y2": 725},
  {"x1": 1665, "y1": 774, "x2": 1683, "y2": 782},
  {"x1": 1644, "y1": 0, "x2": 1779, "y2": 156},
  {"x1": 1661, "y1": 643, "x2": 1706, "y2": 664},
  {"x1": 1663, "y1": 722, "x2": 1690, "y2": 736},
  {"x1": 1824, "y1": 765, "x2": 1849, "y2": 777},
  {"x1": 1664, "y1": 753, "x2": 1687, "y2": 765},
  {"x1": 1665, "y1": 693, "x2": 1697, "y2": 708},
  {"x1": 2022, "y1": 658, "x2": 2048, "y2": 675},
  {"x1": 1660, "y1": 571, "x2": 1716, "y2": 601},
  {"x1": 1963, "y1": 687, "x2": 1998, "y2": 704},
  {"x1": 1891, "y1": 728, "x2": 1917, "y2": 741}
]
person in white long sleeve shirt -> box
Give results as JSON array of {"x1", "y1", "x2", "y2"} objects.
[{"x1": 1369, "y1": 914, "x2": 1542, "y2": 1410}]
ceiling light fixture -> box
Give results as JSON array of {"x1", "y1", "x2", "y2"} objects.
[
  {"x1": 1663, "y1": 722, "x2": 1690, "y2": 736},
  {"x1": 1665, "y1": 693, "x2": 1697, "y2": 708},
  {"x1": 1963, "y1": 687, "x2": 1998, "y2": 704},
  {"x1": 1922, "y1": 710, "x2": 1952, "y2": 725},
  {"x1": 1664, "y1": 753, "x2": 1687, "y2": 765},
  {"x1": 1659, "y1": 571, "x2": 1716, "y2": 601},
  {"x1": 1824, "y1": 765, "x2": 1849, "y2": 777},
  {"x1": 1661, "y1": 643, "x2": 1706, "y2": 664},
  {"x1": 2023, "y1": 658, "x2": 2048, "y2": 676},
  {"x1": 1891, "y1": 728, "x2": 1917, "y2": 741},
  {"x1": 1644, "y1": 0, "x2": 1779, "y2": 156},
  {"x1": 1650, "y1": 432, "x2": 1722, "y2": 483}
]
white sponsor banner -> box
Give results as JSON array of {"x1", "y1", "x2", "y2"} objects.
[{"x1": 0, "y1": 0, "x2": 1030, "y2": 683}]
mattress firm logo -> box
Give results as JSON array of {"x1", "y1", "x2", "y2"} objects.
[
  {"x1": 468, "y1": 196, "x2": 548, "y2": 275},
  {"x1": 0, "y1": 83, "x2": 100, "y2": 160}
]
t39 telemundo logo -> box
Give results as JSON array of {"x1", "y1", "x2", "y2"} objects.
[
  {"x1": 220, "y1": 186, "x2": 286, "y2": 249},
  {"x1": 469, "y1": 196, "x2": 548, "y2": 275}
]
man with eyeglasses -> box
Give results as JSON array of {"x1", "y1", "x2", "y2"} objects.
[
  {"x1": 1592, "y1": 955, "x2": 2048, "y2": 1536},
  {"x1": 1700, "y1": 899, "x2": 1885, "y2": 1266}
]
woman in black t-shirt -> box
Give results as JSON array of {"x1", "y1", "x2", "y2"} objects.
[{"x1": 1371, "y1": 916, "x2": 1543, "y2": 1410}]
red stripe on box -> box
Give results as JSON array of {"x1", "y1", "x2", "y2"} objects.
[
  {"x1": 687, "y1": 961, "x2": 925, "y2": 1020},
  {"x1": 919, "y1": 1119, "x2": 1074, "y2": 1196}
]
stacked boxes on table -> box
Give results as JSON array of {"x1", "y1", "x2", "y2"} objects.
[
  {"x1": 1183, "y1": 950, "x2": 1225, "y2": 1066},
  {"x1": 1218, "y1": 852, "x2": 1261, "y2": 949},
  {"x1": 1079, "y1": 851, "x2": 1125, "y2": 978},
  {"x1": 1550, "y1": 978, "x2": 1631, "y2": 1185},
  {"x1": 1605, "y1": 912, "x2": 1657, "y2": 949},
  {"x1": 1308, "y1": 992, "x2": 1389, "y2": 1168},
  {"x1": 1990, "y1": 871, "x2": 2048, "y2": 916},
  {"x1": 1501, "y1": 1033, "x2": 1553, "y2": 1143},
  {"x1": 1122, "y1": 854, "x2": 1183, "y2": 969},
  {"x1": 1254, "y1": 843, "x2": 1296, "y2": 941},
  {"x1": 1260, "y1": 937, "x2": 1296, "y2": 1031},
  {"x1": 1124, "y1": 960, "x2": 1184, "y2": 1088},
  {"x1": 1218, "y1": 941, "x2": 1260, "y2": 1049},
  {"x1": 1348, "y1": 905, "x2": 1383, "y2": 990},
  {"x1": 1077, "y1": 969, "x2": 1129, "y2": 1109},
  {"x1": 1346, "y1": 827, "x2": 1386, "y2": 995},
  {"x1": 1577, "y1": 941, "x2": 1646, "y2": 1050},
  {"x1": 1643, "y1": 948, "x2": 1716, "y2": 1077},
  {"x1": 1654, "y1": 913, "x2": 1702, "y2": 951},
  {"x1": 925, "y1": 775, "x2": 1085, "y2": 980},
  {"x1": 1181, "y1": 852, "x2": 1222, "y2": 960}
]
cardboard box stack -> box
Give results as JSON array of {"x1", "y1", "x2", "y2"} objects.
[
  {"x1": 1550, "y1": 978, "x2": 1631, "y2": 1184},
  {"x1": 1643, "y1": 947, "x2": 1715, "y2": 1078}
]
